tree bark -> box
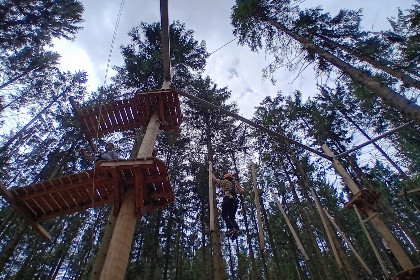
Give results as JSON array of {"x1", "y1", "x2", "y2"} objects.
[
  {"x1": 323, "y1": 144, "x2": 414, "y2": 271},
  {"x1": 206, "y1": 123, "x2": 226, "y2": 280},
  {"x1": 315, "y1": 34, "x2": 420, "y2": 90},
  {"x1": 92, "y1": 128, "x2": 144, "y2": 280},
  {"x1": 99, "y1": 190, "x2": 137, "y2": 280},
  {"x1": 91, "y1": 208, "x2": 117, "y2": 280},
  {"x1": 0, "y1": 222, "x2": 28, "y2": 273},
  {"x1": 282, "y1": 157, "x2": 331, "y2": 280},
  {"x1": 267, "y1": 18, "x2": 420, "y2": 125},
  {"x1": 147, "y1": 209, "x2": 162, "y2": 280},
  {"x1": 100, "y1": 112, "x2": 160, "y2": 280},
  {"x1": 260, "y1": 195, "x2": 286, "y2": 280}
]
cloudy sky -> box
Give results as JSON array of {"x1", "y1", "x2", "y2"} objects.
[{"x1": 53, "y1": 0, "x2": 415, "y2": 119}]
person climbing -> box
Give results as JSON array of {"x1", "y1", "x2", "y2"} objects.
[
  {"x1": 81, "y1": 143, "x2": 119, "y2": 162},
  {"x1": 212, "y1": 170, "x2": 245, "y2": 239}
]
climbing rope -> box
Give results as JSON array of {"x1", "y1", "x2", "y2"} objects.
[{"x1": 102, "y1": 0, "x2": 126, "y2": 89}]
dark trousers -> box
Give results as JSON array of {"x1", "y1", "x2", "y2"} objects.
[{"x1": 221, "y1": 196, "x2": 239, "y2": 231}]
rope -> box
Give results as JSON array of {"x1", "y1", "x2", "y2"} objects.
[
  {"x1": 89, "y1": 0, "x2": 126, "y2": 275},
  {"x1": 102, "y1": 0, "x2": 126, "y2": 89}
]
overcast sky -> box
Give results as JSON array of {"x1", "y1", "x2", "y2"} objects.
[{"x1": 53, "y1": 0, "x2": 415, "y2": 119}]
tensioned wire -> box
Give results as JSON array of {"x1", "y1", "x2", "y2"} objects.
[{"x1": 89, "y1": 0, "x2": 126, "y2": 272}]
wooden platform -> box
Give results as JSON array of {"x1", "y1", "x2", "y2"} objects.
[
  {"x1": 345, "y1": 189, "x2": 381, "y2": 214},
  {"x1": 71, "y1": 89, "x2": 182, "y2": 141},
  {"x1": 0, "y1": 158, "x2": 174, "y2": 238},
  {"x1": 393, "y1": 266, "x2": 420, "y2": 280}
]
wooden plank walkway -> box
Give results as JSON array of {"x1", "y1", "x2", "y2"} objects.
[
  {"x1": 72, "y1": 89, "x2": 182, "y2": 141},
  {"x1": 0, "y1": 158, "x2": 174, "y2": 238}
]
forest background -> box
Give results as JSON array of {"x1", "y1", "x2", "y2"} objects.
[{"x1": 0, "y1": 0, "x2": 419, "y2": 279}]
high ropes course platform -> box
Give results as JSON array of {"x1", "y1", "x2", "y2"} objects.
[
  {"x1": 0, "y1": 0, "x2": 419, "y2": 279},
  {"x1": 70, "y1": 88, "x2": 182, "y2": 150},
  {"x1": 0, "y1": 158, "x2": 173, "y2": 220},
  {"x1": 0, "y1": 88, "x2": 182, "y2": 241}
]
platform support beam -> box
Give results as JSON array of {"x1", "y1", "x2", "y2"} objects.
[
  {"x1": 322, "y1": 144, "x2": 414, "y2": 272},
  {"x1": 0, "y1": 182, "x2": 51, "y2": 240},
  {"x1": 99, "y1": 112, "x2": 160, "y2": 280}
]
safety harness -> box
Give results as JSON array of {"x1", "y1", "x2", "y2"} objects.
[{"x1": 224, "y1": 180, "x2": 237, "y2": 198}]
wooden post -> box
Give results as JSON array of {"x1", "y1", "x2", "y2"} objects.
[
  {"x1": 310, "y1": 188, "x2": 343, "y2": 269},
  {"x1": 99, "y1": 190, "x2": 137, "y2": 280},
  {"x1": 271, "y1": 189, "x2": 309, "y2": 260},
  {"x1": 209, "y1": 161, "x2": 215, "y2": 231},
  {"x1": 321, "y1": 145, "x2": 359, "y2": 194},
  {"x1": 322, "y1": 144, "x2": 414, "y2": 271},
  {"x1": 160, "y1": 0, "x2": 171, "y2": 88},
  {"x1": 251, "y1": 163, "x2": 265, "y2": 250},
  {"x1": 323, "y1": 208, "x2": 373, "y2": 275},
  {"x1": 353, "y1": 205, "x2": 390, "y2": 278},
  {"x1": 99, "y1": 112, "x2": 160, "y2": 280}
]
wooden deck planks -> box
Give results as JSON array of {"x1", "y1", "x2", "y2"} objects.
[
  {"x1": 1, "y1": 158, "x2": 174, "y2": 232},
  {"x1": 96, "y1": 158, "x2": 174, "y2": 216},
  {"x1": 73, "y1": 89, "x2": 182, "y2": 140}
]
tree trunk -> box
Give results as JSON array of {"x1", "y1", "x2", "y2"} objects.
[
  {"x1": 91, "y1": 208, "x2": 117, "y2": 280},
  {"x1": 99, "y1": 190, "x2": 137, "y2": 280},
  {"x1": 311, "y1": 189, "x2": 359, "y2": 280},
  {"x1": 251, "y1": 163, "x2": 265, "y2": 250},
  {"x1": 282, "y1": 157, "x2": 331, "y2": 280},
  {"x1": 232, "y1": 155, "x2": 259, "y2": 280},
  {"x1": 1, "y1": 223, "x2": 36, "y2": 277},
  {"x1": 92, "y1": 129, "x2": 144, "y2": 280},
  {"x1": 100, "y1": 112, "x2": 160, "y2": 280},
  {"x1": 315, "y1": 34, "x2": 420, "y2": 90},
  {"x1": 206, "y1": 123, "x2": 226, "y2": 280},
  {"x1": 0, "y1": 209, "x2": 15, "y2": 237},
  {"x1": 0, "y1": 66, "x2": 42, "y2": 91},
  {"x1": 239, "y1": 196, "x2": 259, "y2": 280},
  {"x1": 260, "y1": 195, "x2": 286, "y2": 280},
  {"x1": 0, "y1": 86, "x2": 69, "y2": 156},
  {"x1": 267, "y1": 18, "x2": 420, "y2": 125},
  {"x1": 322, "y1": 145, "x2": 414, "y2": 271},
  {"x1": 162, "y1": 213, "x2": 174, "y2": 280},
  {"x1": 200, "y1": 198, "x2": 211, "y2": 280},
  {"x1": 147, "y1": 210, "x2": 162, "y2": 280},
  {"x1": 319, "y1": 87, "x2": 410, "y2": 180},
  {"x1": 175, "y1": 222, "x2": 184, "y2": 280}
]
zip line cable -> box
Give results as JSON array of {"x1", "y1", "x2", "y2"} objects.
[{"x1": 208, "y1": 38, "x2": 237, "y2": 57}]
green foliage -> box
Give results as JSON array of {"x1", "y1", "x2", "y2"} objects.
[
  {"x1": 0, "y1": 0, "x2": 84, "y2": 111},
  {"x1": 114, "y1": 21, "x2": 208, "y2": 92},
  {"x1": 388, "y1": 1, "x2": 420, "y2": 71},
  {"x1": 1, "y1": 1, "x2": 419, "y2": 279}
]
